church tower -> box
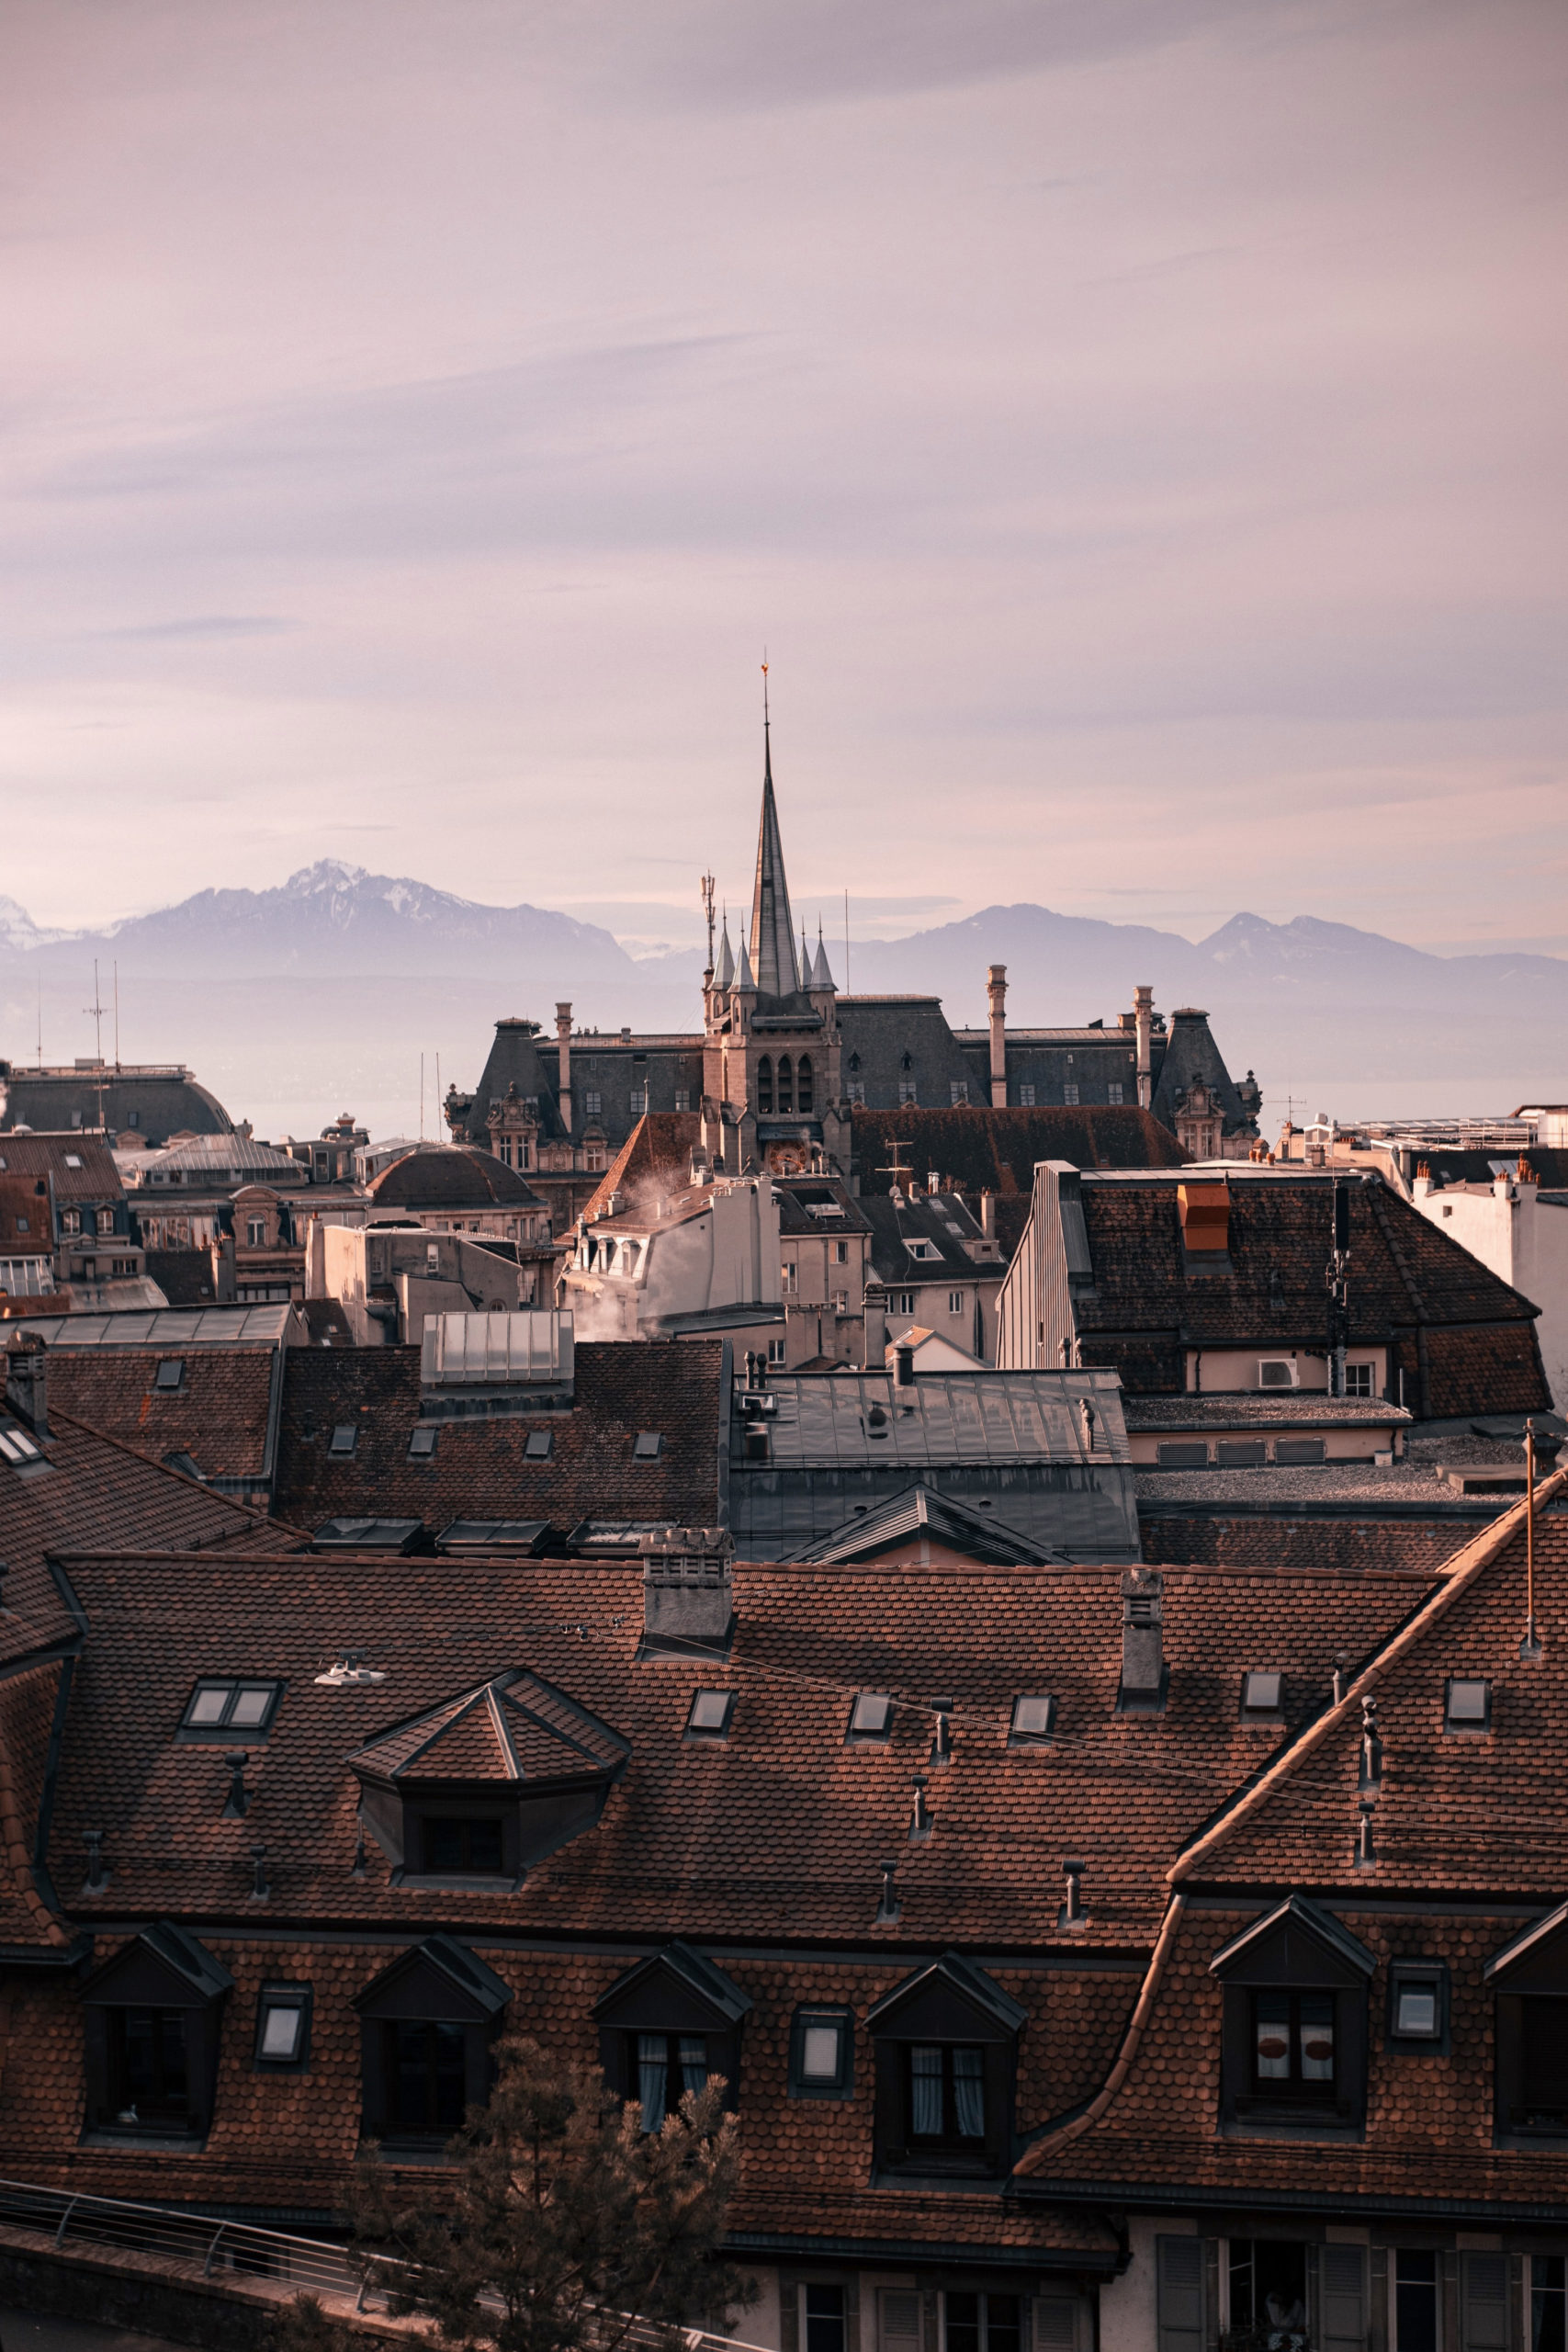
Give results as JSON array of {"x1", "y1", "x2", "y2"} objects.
[{"x1": 702, "y1": 711, "x2": 846, "y2": 1176}]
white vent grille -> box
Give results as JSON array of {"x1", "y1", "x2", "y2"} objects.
[{"x1": 1257, "y1": 1357, "x2": 1299, "y2": 1390}]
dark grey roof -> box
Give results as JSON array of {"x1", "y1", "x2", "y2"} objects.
[
  {"x1": 0, "y1": 1066, "x2": 234, "y2": 1147},
  {"x1": 749, "y1": 739, "x2": 802, "y2": 999},
  {"x1": 367, "y1": 1146, "x2": 544, "y2": 1210},
  {"x1": 796, "y1": 1481, "x2": 1066, "y2": 1566},
  {"x1": 746, "y1": 1367, "x2": 1129, "y2": 1467},
  {"x1": 859, "y1": 1193, "x2": 997, "y2": 1284}
]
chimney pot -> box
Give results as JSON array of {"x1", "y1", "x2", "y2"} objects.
[
  {"x1": 909, "y1": 1776, "x2": 932, "y2": 1838},
  {"x1": 875, "y1": 1859, "x2": 901, "y2": 1923},
  {"x1": 5, "y1": 1339, "x2": 48, "y2": 1438},
  {"x1": 223, "y1": 1752, "x2": 250, "y2": 1818},
  {"x1": 895, "y1": 1344, "x2": 915, "y2": 1388},
  {"x1": 1060, "y1": 1859, "x2": 1086, "y2": 1926},
  {"x1": 250, "y1": 1843, "x2": 270, "y2": 1900},
  {"x1": 929, "y1": 1706, "x2": 953, "y2": 1766},
  {"x1": 83, "y1": 1828, "x2": 107, "y2": 1893}
]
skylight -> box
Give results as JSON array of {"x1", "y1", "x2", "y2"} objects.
[
  {"x1": 1241, "y1": 1671, "x2": 1283, "y2": 1714},
  {"x1": 847, "y1": 1691, "x2": 893, "y2": 1742},
  {"x1": 254, "y1": 1984, "x2": 311, "y2": 2067},
  {"x1": 0, "y1": 1423, "x2": 42, "y2": 1465},
  {"x1": 686, "y1": 1690, "x2": 734, "y2": 1737},
  {"x1": 329, "y1": 1423, "x2": 358, "y2": 1457},
  {"x1": 1010, "y1": 1694, "x2": 1055, "y2": 1744},
  {"x1": 633, "y1": 1431, "x2": 662, "y2": 1459},
  {"x1": 525, "y1": 1429, "x2": 553, "y2": 1459},
  {"x1": 1446, "y1": 1677, "x2": 1490, "y2": 1732},
  {"x1": 179, "y1": 1679, "x2": 282, "y2": 1740},
  {"x1": 407, "y1": 1425, "x2": 438, "y2": 1459},
  {"x1": 154, "y1": 1358, "x2": 185, "y2": 1391},
  {"x1": 63, "y1": 1153, "x2": 82, "y2": 1169}
]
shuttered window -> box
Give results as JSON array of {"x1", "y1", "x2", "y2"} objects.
[
  {"x1": 879, "y1": 2289, "x2": 920, "y2": 2352},
  {"x1": 1320, "y1": 2244, "x2": 1368, "y2": 2352},
  {"x1": 1032, "y1": 2295, "x2": 1083, "y2": 2352},
  {"x1": 1461, "y1": 2253, "x2": 1508, "y2": 2352},
  {"x1": 1156, "y1": 2236, "x2": 1204, "y2": 2352}
]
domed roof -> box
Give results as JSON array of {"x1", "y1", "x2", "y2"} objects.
[{"x1": 367, "y1": 1146, "x2": 543, "y2": 1209}]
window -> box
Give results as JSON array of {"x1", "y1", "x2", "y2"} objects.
[
  {"x1": 948, "y1": 1289, "x2": 964, "y2": 1315},
  {"x1": 245, "y1": 1217, "x2": 267, "y2": 1246},
  {"x1": 388, "y1": 2019, "x2": 468, "y2": 2135},
  {"x1": 329, "y1": 1423, "x2": 358, "y2": 1457},
  {"x1": 686, "y1": 1690, "x2": 734, "y2": 1738},
  {"x1": 1107, "y1": 1083, "x2": 1123, "y2": 1104},
  {"x1": 62, "y1": 1209, "x2": 81, "y2": 1236},
  {"x1": 846, "y1": 1082, "x2": 866, "y2": 1104},
  {"x1": 13, "y1": 1215, "x2": 26, "y2": 1234},
  {"x1": 634, "y1": 2030, "x2": 707, "y2": 2131},
  {"x1": 782, "y1": 1260, "x2": 798, "y2": 1293},
  {"x1": 1396, "y1": 2252, "x2": 1438, "y2": 2352},
  {"x1": 1017, "y1": 1084, "x2": 1035, "y2": 1106},
  {"x1": 1225, "y1": 2244, "x2": 1311, "y2": 2346},
  {"x1": 906, "y1": 1238, "x2": 938, "y2": 1261},
  {"x1": 767, "y1": 1338, "x2": 786, "y2": 1365},
  {"x1": 1387, "y1": 1961, "x2": 1447, "y2": 2046},
  {"x1": 1534, "y1": 2258, "x2": 1566, "y2": 2352},
  {"x1": 757, "y1": 1057, "x2": 773, "y2": 1114},
  {"x1": 797, "y1": 1057, "x2": 813, "y2": 1114},
  {"x1": 897, "y1": 1291, "x2": 916, "y2": 1315},
  {"x1": 629, "y1": 1089, "x2": 647, "y2": 1115},
  {"x1": 950, "y1": 1081, "x2": 968, "y2": 1106},
  {"x1": 908, "y1": 2042, "x2": 985, "y2": 2144},
  {"x1": 97, "y1": 1208, "x2": 116, "y2": 1235},
  {"x1": 847, "y1": 1690, "x2": 893, "y2": 1743},
  {"x1": 1063, "y1": 1084, "x2": 1079, "y2": 1106},
  {"x1": 833, "y1": 1239, "x2": 849, "y2": 1264},
  {"x1": 0, "y1": 1424, "x2": 42, "y2": 1465},
  {"x1": 633, "y1": 1430, "x2": 661, "y2": 1459},
  {"x1": 1446, "y1": 1677, "x2": 1489, "y2": 1733},
  {"x1": 789, "y1": 2006, "x2": 852, "y2": 2098},
  {"x1": 179, "y1": 1680, "x2": 282, "y2": 1741},
  {"x1": 804, "y1": 2285, "x2": 845, "y2": 2352},
  {"x1": 525, "y1": 1429, "x2": 553, "y2": 1460},
  {"x1": 1250, "y1": 1989, "x2": 1336, "y2": 2100},
  {"x1": 152, "y1": 1357, "x2": 186, "y2": 1392},
  {"x1": 64, "y1": 1150, "x2": 82, "y2": 1165},
  {"x1": 408, "y1": 1424, "x2": 438, "y2": 1460},
  {"x1": 831, "y1": 1291, "x2": 849, "y2": 1312},
  {"x1": 423, "y1": 1816, "x2": 505, "y2": 1874},
  {"x1": 1344, "y1": 1362, "x2": 1376, "y2": 1397},
  {"x1": 673, "y1": 1090, "x2": 690, "y2": 1113},
  {"x1": 1511, "y1": 1996, "x2": 1568, "y2": 2132},
  {"x1": 254, "y1": 1984, "x2": 312, "y2": 2069},
  {"x1": 1241, "y1": 1671, "x2": 1283, "y2": 1715},
  {"x1": 777, "y1": 1057, "x2": 793, "y2": 1114},
  {"x1": 107, "y1": 2008, "x2": 190, "y2": 2126},
  {"x1": 944, "y1": 2291, "x2": 1020, "y2": 2352},
  {"x1": 583, "y1": 1091, "x2": 602, "y2": 1117},
  {"x1": 897, "y1": 1080, "x2": 918, "y2": 1104},
  {"x1": 1010, "y1": 1694, "x2": 1055, "y2": 1745}
]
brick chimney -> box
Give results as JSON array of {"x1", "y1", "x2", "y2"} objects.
[
  {"x1": 5, "y1": 1337, "x2": 47, "y2": 1437},
  {"x1": 556, "y1": 1003, "x2": 573, "y2": 1132},
  {"x1": 640, "y1": 1529, "x2": 735, "y2": 1654},
  {"x1": 1120, "y1": 1567, "x2": 1164, "y2": 1706},
  {"x1": 987, "y1": 965, "x2": 1008, "y2": 1107},
  {"x1": 1133, "y1": 987, "x2": 1154, "y2": 1112}
]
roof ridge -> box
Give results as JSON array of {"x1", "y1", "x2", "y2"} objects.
[{"x1": 1167, "y1": 1461, "x2": 1568, "y2": 1887}]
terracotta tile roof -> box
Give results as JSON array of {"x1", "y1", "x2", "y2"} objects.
[
  {"x1": 0, "y1": 1133, "x2": 122, "y2": 1207},
  {"x1": 271, "y1": 1340, "x2": 725, "y2": 1532},
  {"x1": 43, "y1": 1347, "x2": 280, "y2": 1482},
  {"x1": 581, "y1": 1114, "x2": 702, "y2": 1223},
  {"x1": 1141, "y1": 1510, "x2": 1487, "y2": 1575},
  {"x1": 0, "y1": 1661, "x2": 73, "y2": 1952}
]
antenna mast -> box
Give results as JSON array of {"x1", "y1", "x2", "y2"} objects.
[
  {"x1": 83, "y1": 959, "x2": 108, "y2": 1128},
  {"x1": 700, "y1": 872, "x2": 716, "y2": 976}
]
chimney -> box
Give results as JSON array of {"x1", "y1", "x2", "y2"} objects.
[
  {"x1": 210, "y1": 1232, "x2": 236, "y2": 1305},
  {"x1": 1120, "y1": 1567, "x2": 1164, "y2": 1706},
  {"x1": 5, "y1": 1339, "x2": 48, "y2": 1437},
  {"x1": 556, "y1": 1003, "x2": 573, "y2": 1131},
  {"x1": 1133, "y1": 987, "x2": 1154, "y2": 1112},
  {"x1": 980, "y1": 1189, "x2": 996, "y2": 1240},
  {"x1": 987, "y1": 965, "x2": 1008, "y2": 1106},
  {"x1": 640, "y1": 1529, "x2": 735, "y2": 1654},
  {"x1": 895, "y1": 1343, "x2": 915, "y2": 1387}
]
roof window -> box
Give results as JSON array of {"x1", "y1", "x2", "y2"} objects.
[
  {"x1": 686, "y1": 1690, "x2": 735, "y2": 1738},
  {"x1": 329, "y1": 1423, "x2": 358, "y2": 1457},
  {"x1": 254, "y1": 1983, "x2": 312, "y2": 2068},
  {"x1": 154, "y1": 1358, "x2": 185, "y2": 1392},
  {"x1": 1445, "y1": 1677, "x2": 1491, "y2": 1733},
  {"x1": 407, "y1": 1425, "x2": 438, "y2": 1460},
  {"x1": 1388, "y1": 1961, "x2": 1447, "y2": 2047},
  {"x1": 1009, "y1": 1694, "x2": 1055, "y2": 1745},
  {"x1": 179, "y1": 1679, "x2": 282, "y2": 1742},
  {"x1": 1241, "y1": 1671, "x2": 1283, "y2": 1716},
  {"x1": 525, "y1": 1429, "x2": 553, "y2": 1460},
  {"x1": 847, "y1": 1691, "x2": 894, "y2": 1744},
  {"x1": 0, "y1": 1422, "x2": 43, "y2": 1466},
  {"x1": 64, "y1": 1153, "x2": 82, "y2": 1169},
  {"x1": 633, "y1": 1431, "x2": 662, "y2": 1459}
]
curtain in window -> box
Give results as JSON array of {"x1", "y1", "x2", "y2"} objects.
[
  {"x1": 1255, "y1": 1992, "x2": 1291, "y2": 2078},
  {"x1": 952, "y1": 2047, "x2": 985, "y2": 2138},
  {"x1": 911, "y1": 2044, "x2": 943, "y2": 2135},
  {"x1": 679, "y1": 2037, "x2": 708, "y2": 2099},
  {"x1": 637, "y1": 2033, "x2": 668, "y2": 2132},
  {"x1": 1298, "y1": 1994, "x2": 1335, "y2": 2082}
]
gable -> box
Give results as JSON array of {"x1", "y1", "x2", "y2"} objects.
[
  {"x1": 593, "y1": 1941, "x2": 751, "y2": 2033},
  {"x1": 1486, "y1": 1902, "x2": 1568, "y2": 1993},
  {"x1": 83, "y1": 1922, "x2": 232, "y2": 2009},
  {"x1": 354, "y1": 1934, "x2": 510, "y2": 2023},
  {"x1": 866, "y1": 1951, "x2": 1027, "y2": 2041},
  {"x1": 1210, "y1": 1895, "x2": 1374, "y2": 1987}
]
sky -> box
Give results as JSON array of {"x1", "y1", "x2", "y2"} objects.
[{"x1": 3, "y1": 0, "x2": 1565, "y2": 956}]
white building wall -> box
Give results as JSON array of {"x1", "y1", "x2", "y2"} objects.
[
  {"x1": 1413, "y1": 1176, "x2": 1568, "y2": 1410},
  {"x1": 1100, "y1": 2216, "x2": 1190, "y2": 2352}
]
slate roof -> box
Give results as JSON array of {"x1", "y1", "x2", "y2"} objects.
[
  {"x1": 271, "y1": 1340, "x2": 727, "y2": 1532},
  {"x1": 42, "y1": 1346, "x2": 282, "y2": 1484},
  {"x1": 859, "y1": 1193, "x2": 1000, "y2": 1288},
  {"x1": 141, "y1": 1249, "x2": 220, "y2": 1306},
  {"x1": 0, "y1": 1069, "x2": 233, "y2": 1147},
  {"x1": 1070, "y1": 1170, "x2": 1551, "y2": 1415},
  {"x1": 367, "y1": 1147, "x2": 545, "y2": 1213},
  {"x1": 795, "y1": 1482, "x2": 1065, "y2": 1566},
  {"x1": 852, "y1": 1106, "x2": 1188, "y2": 1199}
]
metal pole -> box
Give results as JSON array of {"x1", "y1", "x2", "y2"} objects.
[
  {"x1": 203, "y1": 2222, "x2": 227, "y2": 2277},
  {"x1": 1522, "y1": 1419, "x2": 1542, "y2": 1660}
]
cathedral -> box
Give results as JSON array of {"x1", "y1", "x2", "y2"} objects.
[{"x1": 447, "y1": 729, "x2": 1259, "y2": 1193}]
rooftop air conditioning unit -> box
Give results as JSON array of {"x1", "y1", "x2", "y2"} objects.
[{"x1": 1258, "y1": 1358, "x2": 1299, "y2": 1391}]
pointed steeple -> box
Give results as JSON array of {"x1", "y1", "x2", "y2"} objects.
[
  {"x1": 715, "y1": 913, "x2": 734, "y2": 990},
  {"x1": 811, "y1": 922, "x2": 835, "y2": 993},
  {"x1": 735, "y1": 933, "x2": 755, "y2": 992},
  {"x1": 749, "y1": 713, "x2": 801, "y2": 998}
]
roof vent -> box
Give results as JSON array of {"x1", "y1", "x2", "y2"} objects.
[
  {"x1": 314, "y1": 1650, "x2": 387, "y2": 1687},
  {"x1": 895, "y1": 1344, "x2": 915, "y2": 1388},
  {"x1": 639, "y1": 1529, "x2": 735, "y2": 1656},
  {"x1": 1119, "y1": 1567, "x2": 1165, "y2": 1710}
]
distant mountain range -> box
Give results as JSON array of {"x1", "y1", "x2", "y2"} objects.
[{"x1": 2, "y1": 863, "x2": 1562, "y2": 1125}]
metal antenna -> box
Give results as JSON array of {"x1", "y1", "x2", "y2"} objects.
[
  {"x1": 113, "y1": 962, "x2": 120, "y2": 1068},
  {"x1": 701, "y1": 872, "x2": 716, "y2": 975}
]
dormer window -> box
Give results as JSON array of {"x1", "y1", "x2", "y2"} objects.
[
  {"x1": 593, "y1": 1942, "x2": 751, "y2": 2124},
  {"x1": 1252, "y1": 1992, "x2": 1336, "y2": 2102},
  {"x1": 1446, "y1": 1677, "x2": 1490, "y2": 1734},
  {"x1": 867, "y1": 1952, "x2": 1025, "y2": 2178},
  {"x1": 1211, "y1": 1894, "x2": 1373, "y2": 2132}
]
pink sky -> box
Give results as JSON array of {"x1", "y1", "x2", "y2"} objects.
[{"x1": 2, "y1": 0, "x2": 1564, "y2": 953}]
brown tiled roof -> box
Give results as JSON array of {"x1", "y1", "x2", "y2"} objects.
[
  {"x1": 582, "y1": 1114, "x2": 702, "y2": 1223},
  {"x1": 1141, "y1": 1511, "x2": 1485, "y2": 1575},
  {"x1": 44, "y1": 1347, "x2": 279, "y2": 1481},
  {"x1": 0, "y1": 1133, "x2": 122, "y2": 1206},
  {"x1": 49, "y1": 1551, "x2": 1438, "y2": 1947},
  {"x1": 0, "y1": 1661, "x2": 72, "y2": 1951},
  {"x1": 1073, "y1": 1172, "x2": 1551, "y2": 1414},
  {"x1": 141, "y1": 1249, "x2": 220, "y2": 1306},
  {"x1": 853, "y1": 1106, "x2": 1189, "y2": 1198},
  {"x1": 271, "y1": 1340, "x2": 725, "y2": 1532},
  {"x1": 0, "y1": 1171, "x2": 52, "y2": 1260}
]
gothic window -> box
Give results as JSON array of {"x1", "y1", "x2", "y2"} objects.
[
  {"x1": 757, "y1": 1057, "x2": 773, "y2": 1114},
  {"x1": 797, "y1": 1057, "x2": 813, "y2": 1113},
  {"x1": 777, "y1": 1057, "x2": 793, "y2": 1114},
  {"x1": 848, "y1": 1053, "x2": 861, "y2": 1073},
  {"x1": 900, "y1": 1053, "x2": 912, "y2": 1071}
]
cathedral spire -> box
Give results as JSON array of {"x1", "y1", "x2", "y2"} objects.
[
  {"x1": 715, "y1": 910, "x2": 734, "y2": 990},
  {"x1": 749, "y1": 676, "x2": 801, "y2": 997}
]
